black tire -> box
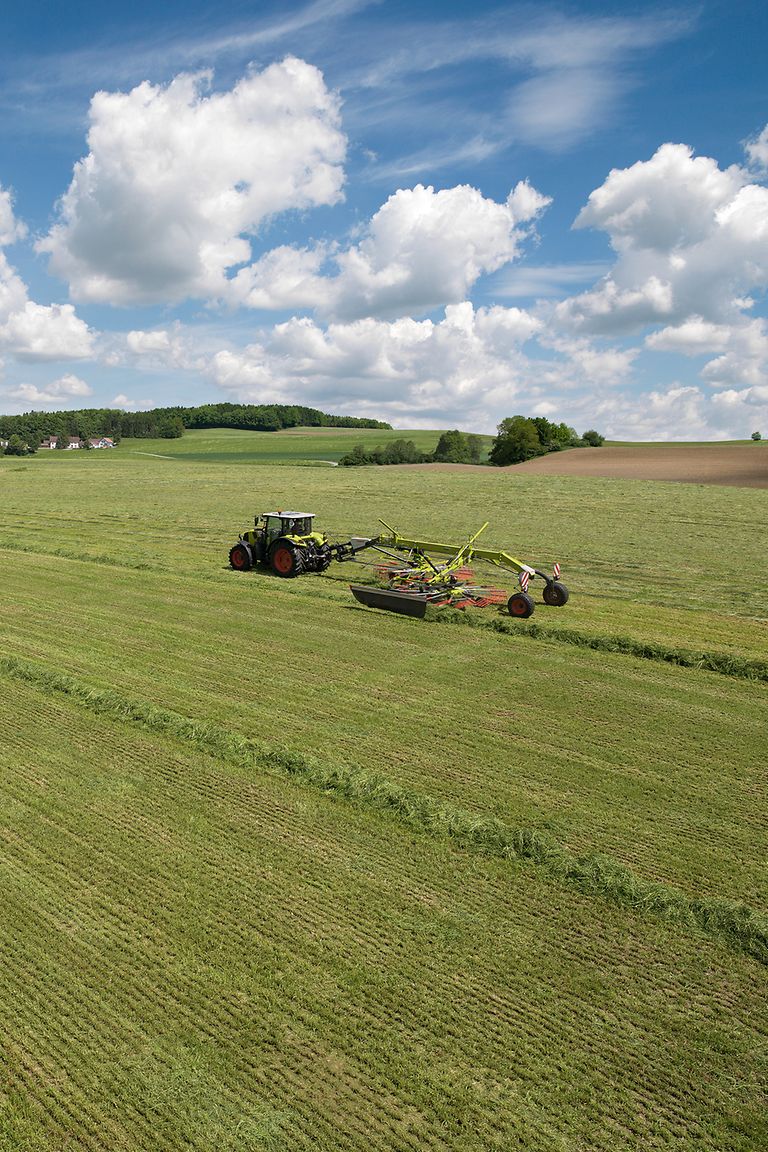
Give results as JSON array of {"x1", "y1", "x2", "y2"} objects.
[
  {"x1": 507, "y1": 591, "x2": 535, "y2": 618},
  {"x1": 542, "y1": 581, "x2": 569, "y2": 607},
  {"x1": 229, "y1": 543, "x2": 252, "y2": 572},
  {"x1": 269, "y1": 538, "x2": 305, "y2": 578}
]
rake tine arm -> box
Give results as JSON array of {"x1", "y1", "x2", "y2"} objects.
[{"x1": 469, "y1": 547, "x2": 533, "y2": 575}]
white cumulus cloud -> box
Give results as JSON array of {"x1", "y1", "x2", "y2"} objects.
[
  {"x1": 646, "y1": 317, "x2": 732, "y2": 355},
  {"x1": 37, "y1": 58, "x2": 347, "y2": 306},
  {"x1": 575, "y1": 142, "x2": 744, "y2": 251},
  {"x1": 111, "y1": 393, "x2": 138, "y2": 409},
  {"x1": 556, "y1": 143, "x2": 768, "y2": 335},
  {"x1": 0, "y1": 187, "x2": 27, "y2": 246},
  {"x1": 5, "y1": 373, "x2": 93, "y2": 407},
  {"x1": 207, "y1": 302, "x2": 547, "y2": 427},
  {"x1": 745, "y1": 123, "x2": 768, "y2": 171},
  {"x1": 231, "y1": 180, "x2": 551, "y2": 320},
  {"x1": 0, "y1": 193, "x2": 95, "y2": 362},
  {"x1": 0, "y1": 301, "x2": 94, "y2": 361},
  {"x1": 699, "y1": 319, "x2": 768, "y2": 388},
  {"x1": 0, "y1": 253, "x2": 28, "y2": 322}
]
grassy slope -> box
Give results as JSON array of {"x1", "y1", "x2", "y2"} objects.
[
  {"x1": 115, "y1": 426, "x2": 471, "y2": 463},
  {"x1": 1, "y1": 435, "x2": 767, "y2": 1149}
]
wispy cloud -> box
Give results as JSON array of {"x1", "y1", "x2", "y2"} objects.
[
  {"x1": 0, "y1": 3, "x2": 693, "y2": 162},
  {"x1": 492, "y1": 263, "x2": 613, "y2": 299},
  {"x1": 0, "y1": 0, "x2": 376, "y2": 134},
  {"x1": 340, "y1": 8, "x2": 695, "y2": 175}
]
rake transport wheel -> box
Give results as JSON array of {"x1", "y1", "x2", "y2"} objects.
[
  {"x1": 269, "y1": 538, "x2": 305, "y2": 578},
  {"x1": 542, "y1": 581, "x2": 569, "y2": 607},
  {"x1": 507, "y1": 591, "x2": 535, "y2": 618},
  {"x1": 229, "y1": 543, "x2": 252, "y2": 572}
]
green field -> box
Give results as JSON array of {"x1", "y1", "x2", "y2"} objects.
[
  {"x1": 106, "y1": 425, "x2": 472, "y2": 464},
  {"x1": 0, "y1": 430, "x2": 766, "y2": 1150}
]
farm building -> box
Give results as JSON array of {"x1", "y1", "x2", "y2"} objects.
[
  {"x1": 38, "y1": 436, "x2": 115, "y2": 450},
  {"x1": 39, "y1": 436, "x2": 81, "y2": 449}
]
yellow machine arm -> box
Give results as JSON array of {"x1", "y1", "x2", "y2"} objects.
[{"x1": 376, "y1": 519, "x2": 535, "y2": 581}]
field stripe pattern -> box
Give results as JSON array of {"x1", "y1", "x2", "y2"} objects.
[
  {"x1": 1, "y1": 679, "x2": 767, "y2": 1151},
  {"x1": 1, "y1": 653, "x2": 765, "y2": 966}
]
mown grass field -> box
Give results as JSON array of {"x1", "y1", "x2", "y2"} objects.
[
  {"x1": 98, "y1": 425, "x2": 472, "y2": 464},
  {"x1": 1, "y1": 430, "x2": 766, "y2": 1150}
]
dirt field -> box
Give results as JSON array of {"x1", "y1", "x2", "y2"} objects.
[
  {"x1": 405, "y1": 444, "x2": 768, "y2": 487},
  {"x1": 513, "y1": 444, "x2": 768, "y2": 486}
]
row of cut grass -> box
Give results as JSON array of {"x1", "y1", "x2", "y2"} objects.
[
  {"x1": 1, "y1": 678, "x2": 767, "y2": 1151},
  {"x1": 2, "y1": 651, "x2": 766, "y2": 964},
  {"x1": 0, "y1": 552, "x2": 765, "y2": 909}
]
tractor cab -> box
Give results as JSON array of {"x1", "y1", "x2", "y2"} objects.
[{"x1": 259, "y1": 511, "x2": 316, "y2": 545}]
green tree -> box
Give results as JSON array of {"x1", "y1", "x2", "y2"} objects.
[
  {"x1": 434, "y1": 429, "x2": 472, "y2": 463},
  {"x1": 489, "y1": 416, "x2": 542, "y2": 466},
  {"x1": 531, "y1": 418, "x2": 579, "y2": 451},
  {"x1": 752, "y1": 431, "x2": 762, "y2": 441},
  {"x1": 158, "y1": 416, "x2": 184, "y2": 439},
  {"x1": 582, "y1": 429, "x2": 605, "y2": 447},
  {"x1": 383, "y1": 438, "x2": 420, "y2": 464},
  {"x1": 338, "y1": 443, "x2": 372, "y2": 466},
  {"x1": 4, "y1": 434, "x2": 32, "y2": 456},
  {"x1": 466, "y1": 434, "x2": 484, "y2": 463}
]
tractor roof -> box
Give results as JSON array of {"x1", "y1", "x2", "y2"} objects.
[{"x1": 264, "y1": 511, "x2": 314, "y2": 519}]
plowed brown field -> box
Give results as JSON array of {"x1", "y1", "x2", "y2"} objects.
[
  {"x1": 402, "y1": 443, "x2": 768, "y2": 486},
  {"x1": 513, "y1": 443, "x2": 768, "y2": 486}
]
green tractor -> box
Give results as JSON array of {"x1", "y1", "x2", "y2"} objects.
[{"x1": 229, "y1": 511, "x2": 362, "y2": 578}]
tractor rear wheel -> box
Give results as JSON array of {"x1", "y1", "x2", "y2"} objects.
[
  {"x1": 229, "y1": 543, "x2": 252, "y2": 571},
  {"x1": 269, "y1": 538, "x2": 305, "y2": 578},
  {"x1": 507, "y1": 591, "x2": 535, "y2": 618},
  {"x1": 542, "y1": 581, "x2": 569, "y2": 606}
]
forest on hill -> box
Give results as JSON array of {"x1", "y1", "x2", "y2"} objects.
[{"x1": 0, "y1": 402, "x2": 391, "y2": 445}]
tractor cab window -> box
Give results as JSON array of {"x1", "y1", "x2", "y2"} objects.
[
  {"x1": 292, "y1": 517, "x2": 311, "y2": 535},
  {"x1": 265, "y1": 517, "x2": 284, "y2": 545}
]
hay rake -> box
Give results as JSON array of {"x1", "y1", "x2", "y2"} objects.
[{"x1": 348, "y1": 520, "x2": 568, "y2": 619}]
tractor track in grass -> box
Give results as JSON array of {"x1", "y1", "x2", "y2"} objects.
[
  {"x1": 2, "y1": 653, "x2": 766, "y2": 966},
  {"x1": 1, "y1": 538, "x2": 766, "y2": 682},
  {"x1": 428, "y1": 607, "x2": 768, "y2": 682},
  {"x1": 3, "y1": 679, "x2": 767, "y2": 1150}
]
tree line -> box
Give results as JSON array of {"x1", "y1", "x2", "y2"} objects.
[
  {"x1": 339, "y1": 429, "x2": 486, "y2": 466},
  {"x1": 339, "y1": 419, "x2": 604, "y2": 467},
  {"x1": 0, "y1": 402, "x2": 392, "y2": 449},
  {"x1": 489, "y1": 416, "x2": 604, "y2": 465}
]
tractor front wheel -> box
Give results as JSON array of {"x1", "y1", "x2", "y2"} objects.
[
  {"x1": 229, "y1": 544, "x2": 252, "y2": 572},
  {"x1": 507, "y1": 591, "x2": 535, "y2": 618},
  {"x1": 542, "y1": 581, "x2": 569, "y2": 607},
  {"x1": 269, "y1": 539, "x2": 305, "y2": 578}
]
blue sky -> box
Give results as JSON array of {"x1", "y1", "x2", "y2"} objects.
[{"x1": 0, "y1": 0, "x2": 766, "y2": 437}]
